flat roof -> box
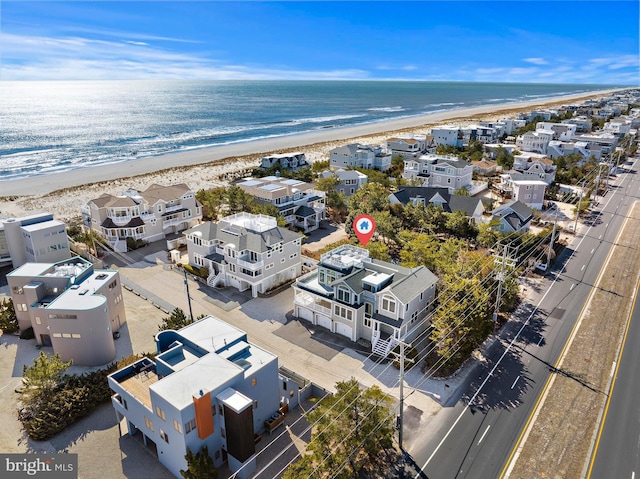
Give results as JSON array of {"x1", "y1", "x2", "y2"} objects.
[
  {"x1": 177, "y1": 316, "x2": 246, "y2": 353},
  {"x1": 21, "y1": 219, "x2": 65, "y2": 232},
  {"x1": 151, "y1": 353, "x2": 243, "y2": 410},
  {"x1": 239, "y1": 180, "x2": 262, "y2": 187},
  {"x1": 217, "y1": 388, "x2": 253, "y2": 414},
  {"x1": 47, "y1": 270, "x2": 118, "y2": 310}
]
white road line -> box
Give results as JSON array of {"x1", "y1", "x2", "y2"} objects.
[
  {"x1": 599, "y1": 234, "x2": 603, "y2": 240},
  {"x1": 478, "y1": 425, "x2": 491, "y2": 445},
  {"x1": 570, "y1": 283, "x2": 575, "y2": 291},
  {"x1": 511, "y1": 376, "x2": 521, "y2": 390},
  {"x1": 631, "y1": 471, "x2": 635, "y2": 479},
  {"x1": 537, "y1": 336, "x2": 544, "y2": 346},
  {"x1": 582, "y1": 264, "x2": 586, "y2": 271},
  {"x1": 591, "y1": 248, "x2": 595, "y2": 254}
]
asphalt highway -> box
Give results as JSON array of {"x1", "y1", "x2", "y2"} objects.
[{"x1": 408, "y1": 158, "x2": 640, "y2": 479}]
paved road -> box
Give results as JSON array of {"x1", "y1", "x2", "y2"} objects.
[
  {"x1": 409, "y1": 159, "x2": 640, "y2": 479},
  {"x1": 587, "y1": 279, "x2": 640, "y2": 479}
]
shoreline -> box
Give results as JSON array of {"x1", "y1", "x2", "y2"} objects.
[{"x1": 0, "y1": 88, "x2": 624, "y2": 220}]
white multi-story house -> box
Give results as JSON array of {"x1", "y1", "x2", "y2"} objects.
[
  {"x1": 318, "y1": 169, "x2": 368, "y2": 197},
  {"x1": 499, "y1": 174, "x2": 547, "y2": 209},
  {"x1": 512, "y1": 153, "x2": 556, "y2": 184},
  {"x1": 497, "y1": 118, "x2": 527, "y2": 135},
  {"x1": 184, "y1": 213, "x2": 303, "y2": 298},
  {"x1": 536, "y1": 122, "x2": 577, "y2": 141},
  {"x1": 108, "y1": 315, "x2": 281, "y2": 479},
  {"x1": 7, "y1": 256, "x2": 126, "y2": 366},
  {"x1": 259, "y1": 152, "x2": 309, "y2": 171},
  {"x1": 572, "y1": 132, "x2": 619, "y2": 154},
  {"x1": 403, "y1": 154, "x2": 473, "y2": 193},
  {"x1": 562, "y1": 116, "x2": 592, "y2": 133},
  {"x1": 603, "y1": 119, "x2": 632, "y2": 138},
  {"x1": 0, "y1": 213, "x2": 70, "y2": 268},
  {"x1": 82, "y1": 184, "x2": 202, "y2": 252},
  {"x1": 430, "y1": 126, "x2": 463, "y2": 147},
  {"x1": 237, "y1": 177, "x2": 325, "y2": 233},
  {"x1": 460, "y1": 124, "x2": 501, "y2": 145},
  {"x1": 293, "y1": 245, "x2": 437, "y2": 357},
  {"x1": 329, "y1": 143, "x2": 392, "y2": 171},
  {"x1": 516, "y1": 130, "x2": 554, "y2": 154}
]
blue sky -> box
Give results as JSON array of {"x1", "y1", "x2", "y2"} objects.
[{"x1": 1, "y1": 1, "x2": 638, "y2": 84}]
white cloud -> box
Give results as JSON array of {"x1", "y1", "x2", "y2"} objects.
[
  {"x1": 0, "y1": 32, "x2": 370, "y2": 80},
  {"x1": 522, "y1": 57, "x2": 548, "y2": 65}
]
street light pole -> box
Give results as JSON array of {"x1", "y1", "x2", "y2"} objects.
[{"x1": 183, "y1": 269, "x2": 194, "y2": 320}]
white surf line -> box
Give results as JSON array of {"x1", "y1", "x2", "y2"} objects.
[
  {"x1": 478, "y1": 425, "x2": 491, "y2": 445},
  {"x1": 511, "y1": 376, "x2": 521, "y2": 390}
]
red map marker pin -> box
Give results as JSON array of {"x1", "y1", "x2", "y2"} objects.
[{"x1": 353, "y1": 214, "x2": 376, "y2": 247}]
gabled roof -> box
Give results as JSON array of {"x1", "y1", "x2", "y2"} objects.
[
  {"x1": 492, "y1": 200, "x2": 534, "y2": 223},
  {"x1": 390, "y1": 187, "x2": 451, "y2": 205},
  {"x1": 386, "y1": 266, "x2": 437, "y2": 304},
  {"x1": 447, "y1": 195, "x2": 485, "y2": 217},
  {"x1": 432, "y1": 158, "x2": 471, "y2": 169}
]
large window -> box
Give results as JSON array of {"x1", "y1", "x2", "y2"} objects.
[
  {"x1": 337, "y1": 287, "x2": 350, "y2": 303},
  {"x1": 381, "y1": 296, "x2": 396, "y2": 314}
]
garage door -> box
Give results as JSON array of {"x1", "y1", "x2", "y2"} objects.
[
  {"x1": 315, "y1": 314, "x2": 332, "y2": 331},
  {"x1": 297, "y1": 307, "x2": 313, "y2": 322},
  {"x1": 228, "y1": 276, "x2": 241, "y2": 290},
  {"x1": 335, "y1": 322, "x2": 353, "y2": 340}
]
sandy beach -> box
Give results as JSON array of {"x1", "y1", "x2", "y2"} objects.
[{"x1": 0, "y1": 89, "x2": 621, "y2": 221}]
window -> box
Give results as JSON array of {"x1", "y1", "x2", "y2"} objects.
[
  {"x1": 253, "y1": 400, "x2": 258, "y2": 410},
  {"x1": 215, "y1": 450, "x2": 221, "y2": 460},
  {"x1": 71, "y1": 334, "x2": 81, "y2": 339},
  {"x1": 35, "y1": 317, "x2": 41, "y2": 325},
  {"x1": 382, "y1": 296, "x2": 396, "y2": 314},
  {"x1": 185, "y1": 418, "x2": 196, "y2": 434},
  {"x1": 155, "y1": 406, "x2": 166, "y2": 420},
  {"x1": 251, "y1": 377, "x2": 257, "y2": 387},
  {"x1": 364, "y1": 317, "x2": 372, "y2": 328},
  {"x1": 160, "y1": 429, "x2": 169, "y2": 443},
  {"x1": 173, "y1": 419, "x2": 182, "y2": 434},
  {"x1": 218, "y1": 405, "x2": 223, "y2": 415},
  {"x1": 289, "y1": 253, "x2": 298, "y2": 259},
  {"x1": 12, "y1": 286, "x2": 23, "y2": 295},
  {"x1": 337, "y1": 287, "x2": 350, "y2": 303},
  {"x1": 144, "y1": 416, "x2": 154, "y2": 432},
  {"x1": 283, "y1": 380, "x2": 287, "y2": 391},
  {"x1": 221, "y1": 428, "x2": 226, "y2": 439}
]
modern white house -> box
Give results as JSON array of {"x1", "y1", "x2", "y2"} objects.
[
  {"x1": 537, "y1": 122, "x2": 577, "y2": 141},
  {"x1": 516, "y1": 130, "x2": 554, "y2": 154},
  {"x1": 0, "y1": 213, "x2": 71, "y2": 268},
  {"x1": 562, "y1": 116, "x2": 593, "y2": 133},
  {"x1": 108, "y1": 315, "x2": 281, "y2": 479},
  {"x1": 82, "y1": 184, "x2": 202, "y2": 252},
  {"x1": 7, "y1": 256, "x2": 126, "y2": 366},
  {"x1": 318, "y1": 169, "x2": 368, "y2": 197},
  {"x1": 258, "y1": 152, "x2": 309, "y2": 171},
  {"x1": 386, "y1": 135, "x2": 428, "y2": 159},
  {"x1": 329, "y1": 143, "x2": 392, "y2": 171},
  {"x1": 236, "y1": 177, "x2": 325, "y2": 233},
  {"x1": 490, "y1": 200, "x2": 534, "y2": 233},
  {"x1": 183, "y1": 213, "x2": 303, "y2": 298},
  {"x1": 430, "y1": 125, "x2": 463, "y2": 147},
  {"x1": 293, "y1": 245, "x2": 438, "y2": 357},
  {"x1": 403, "y1": 154, "x2": 474, "y2": 193}
]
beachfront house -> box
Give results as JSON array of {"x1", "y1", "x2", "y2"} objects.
[
  {"x1": 402, "y1": 154, "x2": 474, "y2": 194},
  {"x1": 82, "y1": 183, "x2": 202, "y2": 252},
  {"x1": 236, "y1": 176, "x2": 325, "y2": 233},
  {"x1": 108, "y1": 315, "x2": 281, "y2": 479},
  {"x1": 386, "y1": 135, "x2": 429, "y2": 159},
  {"x1": 0, "y1": 213, "x2": 71, "y2": 268},
  {"x1": 329, "y1": 143, "x2": 392, "y2": 171},
  {"x1": 7, "y1": 256, "x2": 126, "y2": 366},
  {"x1": 183, "y1": 212, "x2": 303, "y2": 298},
  {"x1": 258, "y1": 152, "x2": 309, "y2": 172},
  {"x1": 318, "y1": 169, "x2": 368, "y2": 197},
  {"x1": 293, "y1": 245, "x2": 437, "y2": 357},
  {"x1": 389, "y1": 187, "x2": 486, "y2": 223},
  {"x1": 562, "y1": 116, "x2": 593, "y2": 133},
  {"x1": 490, "y1": 200, "x2": 534, "y2": 233},
  {"x1": 430, "y1": 125, "x2": 463, "y2": 147}
]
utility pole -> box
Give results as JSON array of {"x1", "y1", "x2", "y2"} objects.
[
  {"x1": 183, "y1": 269, "x2": 194, "y2": 320},
  {"x1": 493, "y1": 242, "x2": 516, "y2": 324},
  {"x1": 389, "y1": 338, "x2": 414, "y2": 450},
  {"x1": 574, "y1": 189, "x2": 583, "y2": 234},
  {"x1": 546, "y1": 207, "x2": 558, "y2": 270}
]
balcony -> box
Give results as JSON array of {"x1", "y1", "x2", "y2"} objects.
[{"x1": 237, "y1": 257, "x2": 264, "y2": 270}]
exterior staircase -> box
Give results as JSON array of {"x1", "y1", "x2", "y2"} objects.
[
  {"x1": 372, "y1": 336, "x2": 397, "y2": 358},
  {"x1": 207, "y1": 271, "x2": 222, "y2": 288}
]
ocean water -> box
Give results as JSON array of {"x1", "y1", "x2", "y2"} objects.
[{"x1": 0, "y1": 80, "x2": 619, "y2": 182}]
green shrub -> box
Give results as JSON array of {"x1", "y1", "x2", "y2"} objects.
[
  {"x1": 20, "y1": 327, "x2": 35, "y2": 340},
  {"x1": 0, "y1": 298, "x2": 19, "y2": 334}
]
